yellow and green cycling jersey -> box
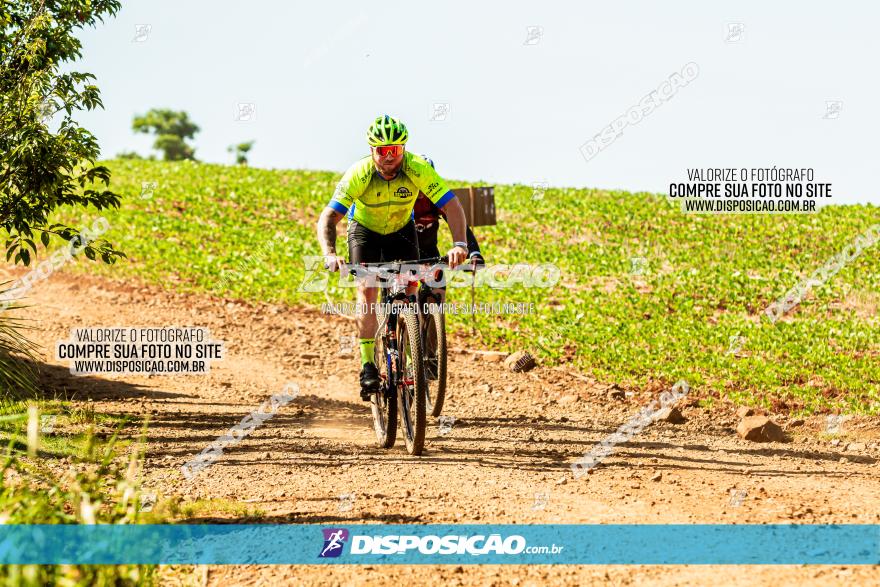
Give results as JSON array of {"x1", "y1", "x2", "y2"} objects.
[{"x1": 327, "y1": 151, "x2": 454, "y2": 235}]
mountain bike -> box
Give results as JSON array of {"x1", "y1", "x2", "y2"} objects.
[
  {"x1": 349, "y1": 260, "x2": 432, "y2": 455},
  {"x1": 417, "y1": 257, "x2": 481, "y2": 417},
  {"x1": 348, "y1": 256, "x2": 476, "y2": 454},
  {"x1": 417, "y1": 267, "x2": 446, "y2": 418}
]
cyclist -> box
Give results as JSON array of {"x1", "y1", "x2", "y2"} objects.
[
  {"x1": 316, "y1": 115, "x2": 470, "y2": 400},
  {"x1": 412, "y1": 155, "x2": 485, "y2": 284},
  {"x1": 411, "y1": 156, "x2": 485, "y2": 382}
]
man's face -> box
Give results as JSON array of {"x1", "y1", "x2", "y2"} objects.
[{"x1": 371, "y1": 145, "x2": 405, "y2": 178}]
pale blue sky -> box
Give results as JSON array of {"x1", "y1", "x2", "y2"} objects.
[{"x1": 74, "y1": 1, "x2": 879, "y2": 205}]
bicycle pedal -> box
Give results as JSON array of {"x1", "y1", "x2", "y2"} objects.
[{"x1": 360, "y1": 386, "x2": 381, "y2": 401}]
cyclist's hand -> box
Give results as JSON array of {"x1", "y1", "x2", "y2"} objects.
[
  {"x1": 446, "y1": 245, "x2": 468, "y2": 269},
  {"x1": 323, "y1": 254, "x2": 346, "y2": 272},
  {"x1": 469, "y1": 252, "x2": 485, "y2": 267}
]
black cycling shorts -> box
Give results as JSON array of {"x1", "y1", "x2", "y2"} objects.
[
  {"x1": 416, "y1": 220, "x2": 482, "y2": 261},
  {"x1": 416, "y1": 221, "x2": 441, "y2": 260},
  {"x1": 347, "y1": 219, "x2": 419, "y2": 265}
]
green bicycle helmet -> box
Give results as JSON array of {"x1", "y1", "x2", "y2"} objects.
[{"x1": 366, "y1": 114, "x2": 408, "y2": 146}]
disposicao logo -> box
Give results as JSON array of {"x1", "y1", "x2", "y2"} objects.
[
  {"x1": 349, "y1": 534, "x2": 528, "y2": 555},
  {"x1": 319, "y1": 530, "x2": 562, "y2": 559},
  {"x1": 319, "y1": 528, "x2": 349, "y2": 558}
]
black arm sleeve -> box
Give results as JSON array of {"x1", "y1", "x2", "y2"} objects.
[{"x1": 465, "y1": 225, "x2": 481, "y2": 255}]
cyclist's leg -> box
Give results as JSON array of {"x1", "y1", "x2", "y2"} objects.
[
  {"x1": 416, "y1": 221, "x2": 440, "y2": 261},
  {"x1": 416, "y1": 222, "x2": 442, "y2": 301},
  {"x1": 416, "y1": 223, "x2": 446, "y2": 304},
  {"x1": 349, "y1": 221, "x2": 382, "y2": 396}
]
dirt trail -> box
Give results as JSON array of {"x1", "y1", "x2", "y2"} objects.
[{"x1": 7, "y1": 268, "x2": 880, "y2": 586}]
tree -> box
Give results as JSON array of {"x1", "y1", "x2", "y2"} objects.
[
  {"x1": 132, "y1": 109, "x2": 199, "y2": 161},
  {"x1": 0, "y1": 0, "x2": 126, "y2": 267},
  {"x1": 227, "y1": 141, "x2": 254, "y2": 165},
  {"x1": 115, "y1": 150, "x2": 151, "y2": 160}
]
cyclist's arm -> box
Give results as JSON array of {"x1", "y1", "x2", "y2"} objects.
[
  {"x1": 316, "y1": 207, "x2": 345, "y2": 256},
  {"x1": 318, "y1": 187, "x2": 354, "y2": 257},
  {"x1": 436, "y1": 206, "x2": 481, "y2": 257},
  {"x1": 440, "y1": 196, "x2": 468, "y2": 250},
  {"x1": 317, "y1": 163, "x2": 365, "y2": 257}
]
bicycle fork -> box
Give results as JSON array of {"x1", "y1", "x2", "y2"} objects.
[{"x1": 386, "y1": 315, "x2": 416, "y2": 389}]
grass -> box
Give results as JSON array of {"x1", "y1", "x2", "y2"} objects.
[
  {"x1": 0, "y1": 398, "x2": 130, "y2": 459},
  {"x1": 0, "y1": 406, "x2": 159, "y2": 585},
  {"x1": 50, "y1": 158, "x2": 880, "y2": 415},
  {"x1": 172, "y1": 498, "x2": 266, "y2": 522}
]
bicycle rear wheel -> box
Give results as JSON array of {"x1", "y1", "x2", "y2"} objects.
[
  {"x1": 397, "y1": 309, "x2": 427, "y2": 456},
  {"x1": 422, "y1": 303, "x2": 447, "y2": 417},
  {"x1": 370, "y1": 333, "x2": 397, "y2": 448}
]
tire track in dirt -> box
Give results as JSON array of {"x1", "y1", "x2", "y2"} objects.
[{"x1": 6, "y1": 268, "x2": 879, "y2": 586}]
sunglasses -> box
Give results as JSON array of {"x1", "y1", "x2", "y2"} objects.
[{"x1": 374, "y1": 145, "x2": 404, "y2": 158}]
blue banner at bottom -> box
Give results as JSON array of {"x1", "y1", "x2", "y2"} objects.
[{"x1": 0, "y1": 525, "x2": 877, "y2": 565}]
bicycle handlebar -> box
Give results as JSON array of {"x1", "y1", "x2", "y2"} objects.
[{"x1": 347, "y1": 255, "x2": 484, "y2": 276}]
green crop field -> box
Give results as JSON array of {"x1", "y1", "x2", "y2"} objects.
[{"x1": 53, "y1": 159, "x2": 880, "y2": 415}]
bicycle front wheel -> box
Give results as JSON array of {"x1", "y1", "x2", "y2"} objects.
[
  {"x1": 371, "y1": 333, "x2": 397, "y2": 448},
  {"x1": 397, "y1": 309, "x2": 427, "y2": 456}
]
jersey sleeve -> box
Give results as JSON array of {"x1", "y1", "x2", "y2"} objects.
[
  {"x1": 327, "y1": 157, "x2": 371, "y2": 215},
  {"x1": 406, "y1": 153, "x2": 453, "y2": 208}
]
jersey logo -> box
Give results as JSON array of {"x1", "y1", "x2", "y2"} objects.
[
  {"x1": 395, "y1": 187, "x2": 412, "y2": 198},
  {"x1": 427, "y1": 182, "x2": 438, "y2": 192}
]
